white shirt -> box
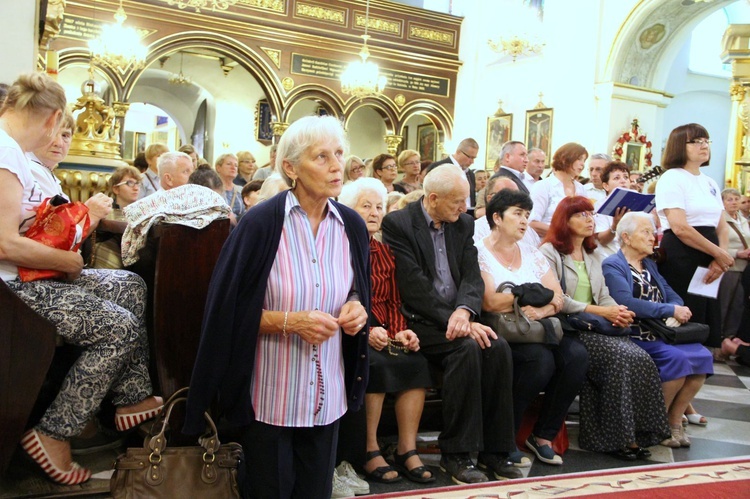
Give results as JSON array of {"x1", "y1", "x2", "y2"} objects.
[
  {"x1": 474, "y1": 216, "x2": 541, "y2": 248},
  {"x1": 530, "y1": 174, "x2": 586, "y2": 225},
  {"x1": 0, "y1": 130, "x2": 44, "y2": 281},
  {"x1": 522, "y1": 171, "x2": 537, "y2": 191},
  {"x1": 476, "y1": 239, "x2": 550, "y2": 288},
  {"x1": 655, "y1": 168, "x2": 722, "y2": 230},
  {"x1": 584, "y1": 183, "x2": 607, "y2": 203},
  {"x1": 27, "y1": 153, "x2": 65, "y2": 198},
  {"x1": 449, "y1": 155, "x2": 472, "y2": 210},
  {"x1": 593, "y1": 197, "x2": 619, "y2": 258}
]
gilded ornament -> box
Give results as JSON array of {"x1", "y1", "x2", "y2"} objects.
[
  {"x1": 296, "y1": 3, "x2": 346, "y2": 24},
  {"x1": 394, "y1": 94, "x2": 406, "y2": 107},
  {"x1": 271, "y1": 121, "x2": 290, "y2": 136},
  {"x1": 282, "y1": 77, "x2": 295, "y2": 91},
  {"x1": 409, "y1": 25, "x2": 454, "y2": 46},
  {"x1": 383, "y1": 135, "x2": 403, "y2": 156},
  {"x1": 730, "y1": 83, "x2": 746, "y2": 102},
  {"x1": 354, "y1": 14, "x2": 400, "y2": 35},
  {"x1": 261, "y1": 47, "x2": 281, "y2": 68},
  {"x1": 68, "y1": 78, "x2": 123, "y2": 160},
  {"x1": 238, "y1": 0, "x2": 284, "y2": 12}
]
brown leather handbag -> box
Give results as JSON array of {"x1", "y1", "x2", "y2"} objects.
[{"x1": 110, "y1": 388, "x2": 243, "y2": 498}]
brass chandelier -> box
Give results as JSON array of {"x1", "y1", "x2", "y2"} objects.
[
  {"x1": 89, "y1": 0, "x2": 147, "y2": 71},
  {"x1": 340, "y1": 0, "x2": 387, "y2": 100}
]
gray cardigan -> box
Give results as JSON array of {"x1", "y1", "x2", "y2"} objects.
[{"x1": 539, "y1": 242, "x2": 618, "y2": 313}]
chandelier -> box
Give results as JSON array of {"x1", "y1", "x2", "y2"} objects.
[
  {"x1": 166, "y1": 0, "x2": 239, "y2": 13},
  {"x1": 168, "y1": 52, "x2": 192, "y2": 85},
  {"x1": 487, "y1": 4, "x2": 545, "y2": 62},
  {"x1": 340, "y1": 0, "x2": 387, "y2": 100},
  {"x1": 89, "y1": 0, "x2": 147, "y2": 71}
]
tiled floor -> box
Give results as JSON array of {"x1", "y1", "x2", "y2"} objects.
[
  {"x1": 2, "y1": 360, "x2": 749, "y2": 498},
  {"x1": 363, "y1": 358, "x2": 750, "y2": 496}
]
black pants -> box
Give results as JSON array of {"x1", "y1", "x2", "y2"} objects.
[
  {"x1": 510, "y1": 335, "x2": 588, "y2": 441},
  {"x1": 419, "y1": 335, "x2": 515, "y2": 454},
  {"x1": 659, "y1": 228, "x2": 722, "y2": 347},
  {"x1": 240, "y1": 418, "x2": 340, "y2": 499}
]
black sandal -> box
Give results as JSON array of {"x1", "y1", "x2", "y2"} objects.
[
  {"x1": 364, "y1": 450, "x2": 402, "y2": 483},
  {"x1": 391, "y1": 449, "x2": 435, "y2": 483}
]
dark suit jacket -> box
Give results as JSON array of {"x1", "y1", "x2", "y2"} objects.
[
  {"x1": 426, "y1": 157, "x2": 476, "y2": 210},
  {"x1": 491, "y1": 167, "x2": 529, "y2": 194},
  {"x1": 381, "y1": 199, "x2": 483, "y2": 347}
]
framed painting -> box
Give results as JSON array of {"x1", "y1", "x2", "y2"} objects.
[
  {"x1": 122, "y1": 131, "x2": 135, "y2": 161},
  {"x1": 525, "y1": 108, "x2": 553, "y2": 160},
  {"x1": 622, "y1": 142, "x2": 645, "y2": 171},
  {"x1": 255, "y1": 99, "x2": 273, "y2": 144},
  {"x1": 417, "y1": 123, "x2": 437, "y2": 162},
  {"x1": 135, "y1": 132, "x2": 147, "y2": 155},
  {"x1": 486, "y1": 113, "x2": 512, "y2": 170}
]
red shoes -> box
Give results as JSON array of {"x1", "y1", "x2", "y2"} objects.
[
  {"x1": 21, "y1": 429, "x2": 92, "y2": 485},
  {"x1": 114, "y1": 404, "x2": 163, "y2": 432}
]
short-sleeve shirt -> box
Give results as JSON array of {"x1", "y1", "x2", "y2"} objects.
[
  {"x1": 530, "y1": 174, "x2": 586, "y2": 225},
  {"x1": 0, "y1": 130, "x2": 43, "y2": 281},
  {"x1": 655, "y1": 168, "x2": 722, "y2": 230}
]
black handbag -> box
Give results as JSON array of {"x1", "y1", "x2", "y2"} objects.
[
  {"x1": 110, "y1": 388, "x2": 243, "y2": 498},
  {"x1": 639, "y1": 318, "x2": 710, "y2": 345},
  {"x1": 479, "y1": 282, "x2": 563, "y2": 345}
]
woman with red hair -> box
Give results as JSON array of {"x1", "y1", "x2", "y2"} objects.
[{"x1": 540, "y1": 196, "x2": 669, "y2": 460}]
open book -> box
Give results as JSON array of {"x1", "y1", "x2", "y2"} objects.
[{"x1": 596, "y1": 187, "x2": 656, "y2": 217}]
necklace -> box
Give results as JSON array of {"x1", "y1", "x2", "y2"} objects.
[{"x1": 491, "y1": 241, "x2": 518, "y2": 270}]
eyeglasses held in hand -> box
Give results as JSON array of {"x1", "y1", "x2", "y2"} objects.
[{"x1": 115, "y1": 180, "x2": 140, "y2": 188}]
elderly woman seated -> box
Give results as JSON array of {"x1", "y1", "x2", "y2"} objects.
[
  {"x1": 540, "y1": 196, "x2": 669, "y2": 460},
  {"x1": 602, "y1": 212, "x2": 713, "y2": 447},
  {"x1": 476, "y1": 189, "x2": 588, "y2": 466},
  {"x1": 339, "y1": 178, "x2": 434, "y2": 483}
]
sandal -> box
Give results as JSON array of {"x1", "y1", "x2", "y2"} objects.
[
  {"x1": 20, "y1": 429, "x2": 92, "y2": 485},
  {"x1": 685, "y1": 413, "x2": 708, "y2": 426},
  {"x1": 390, "y1": 449, "x2": 435, "y2": 483},
  {"x1": 364, "y1": 450, "x2": 401, "y2": 483}
]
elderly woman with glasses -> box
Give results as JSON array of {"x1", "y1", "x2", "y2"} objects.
[
  {"x1": 540, "y1": 196, "x2": 669, "y2": 461},
  {"x1": 186, "y1": 115, "x2": 370, "y2": 499},
  {"x1": 339, "y1": 178, "x2": 434, "y2": 484},
  {"x1": 372, "y1": 153, "x2": 406, "y2": 194},
  {"x1": 344, "y1": 155, "x2": 366, "y2": 183},
  {"x1": 655, "y1": 124, "x2": 732, "y2": 352},
  {"x1": 602, "y1": 212, "x2": 712, "y2": 448},
  {"x1": 394, "y1": 149, "x2": 422, "y2": 194}
]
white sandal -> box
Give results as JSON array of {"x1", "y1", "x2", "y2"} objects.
[{"x1": 685, "y1": 413, "x2": 708, "y2": 426}]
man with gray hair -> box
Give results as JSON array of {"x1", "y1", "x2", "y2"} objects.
[
  {"x1": 526, "y1": 148, "x2": 546, "y2": 186},
  {"x1": 489, "y1": 141, "x2": 529, "y2": 194},
  {"x1": 158, "y1": 151, "x2": 195, "y2": 190},
  {"x1": 382, "y1": 164, "x2": 520, "y2": 484},
  {"x1": 426, "y1": 138, "x2": 480, "y2": 217},
  {"x1": 584, "y1": 153, "x2": 610, "y2": 202}
]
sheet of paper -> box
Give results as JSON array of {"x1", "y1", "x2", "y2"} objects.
[{"x1": 687, "y1": 266, "x2": 722, "y2": 298}]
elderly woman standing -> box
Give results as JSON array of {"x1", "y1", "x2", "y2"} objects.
[
  {"x1": 339, "y1": 178, "x2": 434, "y2": 484},
  {"x1": 602, "y1": 212, "x2": 712, "y2": 447},
  {"x1": 656, "y1": 124, "x2": 732, "y2": 351},
  {"x1": 186, "y1": 115, "x2": 371, "y2": 499},
  {"x1": 530, "y1": 143, "x2": 587, "y2": 239},
  {"x1": 540, "y1": 196, "x2": 669, "y2": 459},
  {"x1": 214, "y1": 153, "x2": 245, "y2": 220},
  {"x1": 719, "y1": 188, "x2": 750, "y2": 338},
  {"x1": 1, "y1": 74, "x2": 162, "y2": 485},
  {"x1": 394, "y1": 149, "x2": 422, "y2": 194}
]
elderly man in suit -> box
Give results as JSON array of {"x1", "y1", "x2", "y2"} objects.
[
  {"x1": 381, "y1": 165, "x2": 521, "y2": 484},
  {"x1": 426, "y1": 138, "x2": 479, "y2": 217}
]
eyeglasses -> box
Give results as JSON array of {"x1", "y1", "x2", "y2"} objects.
[
  {"x1": 460, "y1": 150, "x2": 477, "y2": 160},
  {"x1": 402, "y1": 160, "x2": 421, "y2": 166},
  {"x1": 687, "y1": 139, "x2": 712, "y2": 146},
  {"x1": 115, "y1": 180, "x2": 140, "y2": 188},
  {"x1": 571, "y1": 211, "x2": 594, "y2": 219},
  {"x1": 380, "y1": 164, "x2": 398, "y2": 171},
  {"x1": 350, "y1": 165, "x2": 365, "y2": 173}
]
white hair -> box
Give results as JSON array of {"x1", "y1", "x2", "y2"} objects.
[
  {"x1": 616, "y1": 211, "x2": 654, "y2": 245},
  {"x1": 338, "y1": 177, "x2": 387, "y2": 209},
  {"x1": 275, "y1": 115, "x2": 349, "y2": 187},
  {"x1": 423, "y1": 164, "x2": 467, "y2": 196},
  {"x1": 157, "y1": 151, "x2": 191, "y2": 178},
  {"x1": 257, "y1": 173, "x2": 290, "y2": 203}
]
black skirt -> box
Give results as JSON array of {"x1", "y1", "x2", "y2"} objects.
[{"x1": 365, "y1": 346, "x2": 433, "y2": 393}]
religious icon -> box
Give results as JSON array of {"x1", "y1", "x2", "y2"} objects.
[
  {"x1": 486, "y1": 114, "x2": 513, "y2": 170},
  {"x1": 525, "y1": 108, "x2": 553, "y2": 160},
  {"x1": 417, "y1": 123, "x2": 437, "y2": 162}
]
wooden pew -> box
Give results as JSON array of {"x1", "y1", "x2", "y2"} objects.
[{"x1": 0, "y1": 280, "x2": 57, "y2": 476}]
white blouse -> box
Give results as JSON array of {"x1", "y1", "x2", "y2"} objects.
[
  {"x1": 530, "y1": 174, "x2": 586, "y2": 225},
  {"x1": 476, "y1": 238, "x2": 550, "y2": 289},
  {"x1": 655, "y1": 168, "x2": 722, "y2": 230}
]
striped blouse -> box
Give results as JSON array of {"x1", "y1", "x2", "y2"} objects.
[
  {"x1": 370, "y1": 238, "x2": 407, "y2": 337},
  {"x1": 251, "y1": 192, "x2": 354, "y2": 427}
]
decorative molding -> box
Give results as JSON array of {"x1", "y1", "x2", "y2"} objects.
[
  {"x1": 394, "y1": 94, "x2": 406, "y2": 107},
  {"x1": 408, "y1": 23, "x2": 455, "y2": 47},
  {"x1": 354, "y1": 13, "x2": 401, "y2": 36},
  {"x1": 731, "y1": 83, "x2": 746, "y2": 102},
  {"x1": 282, "y1": 77, "x2": 295, "y2": 91},
  {"x1": 295, "y1": 2, "x2": 346, "y2": 25},
  {"x1": 261, "y1": 47, "x2": 281, "y2": 68},
  {"x1": 234, "y1": 0, "x2": 286, "y2": 13}
]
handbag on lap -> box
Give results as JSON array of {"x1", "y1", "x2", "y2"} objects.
[{"x1": 639, "y1": 318, "x2": 709, "y2": 345}]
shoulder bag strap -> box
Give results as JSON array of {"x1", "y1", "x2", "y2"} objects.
[{"x1": 727, "y1": 218, "x2": 749, "y2": 250}]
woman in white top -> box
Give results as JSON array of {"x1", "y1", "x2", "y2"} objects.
[
  {"x1": 719, "y1": 188, "x2": 750, "y2": 337},
  {"x1": 476, "y1": 189, "x2": 587, "y2": 466},
  {"x1": 529, "y1": 142, "x2": 587, "y2": 239},
  {"x1": 655, "y1": 124, "x2": 732, "y2": 349}
]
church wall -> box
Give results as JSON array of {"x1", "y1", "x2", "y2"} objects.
[{"x1": 0, "y1": 1, "x2": 37, "y2": 83}]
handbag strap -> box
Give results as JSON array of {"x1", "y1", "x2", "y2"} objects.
[
  {"x1": 146, "y1": 387, "x2": 221, "y2": 456},
  {"x1": 495, "y1": 281, "x2": 531, "y2": 333},
  {"x1": 727, "y1": 218, "x2": 749, "y2": 250}
]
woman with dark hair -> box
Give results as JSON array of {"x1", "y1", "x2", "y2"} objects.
[
  {"x1": 372, "y1": 153, "x2": 406, "y2": 194},
  {"x1": 656, "y1": 124, "x2": 732, "y2": 351},
  {"x1": 540, "y1": 196, "x2": 669, "y2": 460},
  {"x1": 477, "y1": 190, "x2": 588, "y2": 466},
  {"x1": 530, "y1": 143, "x2": 587, "y2": 239}
]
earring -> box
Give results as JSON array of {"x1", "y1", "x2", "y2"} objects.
[{"x1": 291, "y1": 178, "x2": 296, "y2": 189}]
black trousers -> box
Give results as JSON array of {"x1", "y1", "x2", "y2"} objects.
[
  {"x1": 510, "y1": 335, "x2": 588, "y2": 441},
  {"x1": 658, "y1": 228, "x2": 722, "y2": 347},
  {"x1": 419, "y1": 334, "x2": 515, "y2": 454},
  {"x1": 240, "y1": 418, "x2": 340, "y2": 499}
]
